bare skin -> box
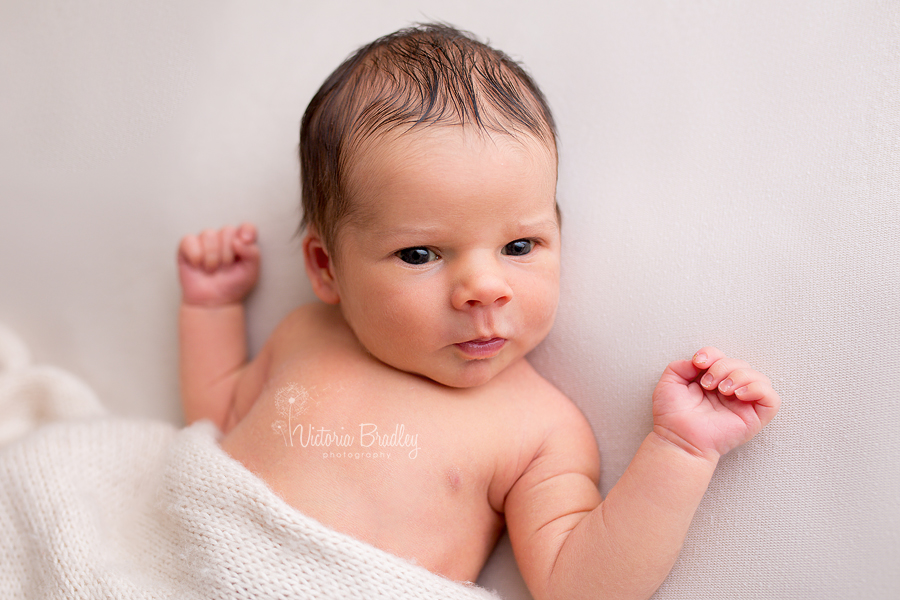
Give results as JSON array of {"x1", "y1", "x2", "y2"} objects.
[
  {"x1": 216, "y1": 301, "x2": 589, "y2": 582},
  {"x1": 177, "y1": 129, "x2": 780, "y2": 600}
]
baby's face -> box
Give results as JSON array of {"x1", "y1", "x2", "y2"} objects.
[{"x1": 331, "y1": 126, "x2": 560, "y2": 388}]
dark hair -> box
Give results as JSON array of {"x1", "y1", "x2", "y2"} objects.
[{"x1": 299, "y1": 23, "x2": 557, "y2": 253}]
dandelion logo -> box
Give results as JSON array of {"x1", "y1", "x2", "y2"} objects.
[{"x1": 271, "y1": 383, "x2": 311, "y2": 447}]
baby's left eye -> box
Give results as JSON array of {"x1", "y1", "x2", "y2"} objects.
[
  {"x1": 396, "y1": 246, "x2": 439, "y2": 265},
  {"x1": 502, "y1": 239, "x2": 535, "y2": 256}
]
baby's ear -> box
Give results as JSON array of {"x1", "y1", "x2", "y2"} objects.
[{"x1": 302, "y1": 228, "x2": 340, "y2": 304}]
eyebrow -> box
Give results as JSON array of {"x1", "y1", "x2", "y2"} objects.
[
  {"x1": 369, "y1": 218, "x2": 559, "y2": 244},
  {"x1": 519, "y1": 217, "x2": 560, "y2": 231},
  {"x1": 370, "y1": 224, "x2": 444, "y2": 239}
]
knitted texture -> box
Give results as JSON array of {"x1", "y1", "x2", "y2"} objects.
[
  {"x1": 0, "y1": 324, "x2": 105, "y2": 446},
  {"x1": 0, "y1": 327, "x2": 501, "y2": 600}
]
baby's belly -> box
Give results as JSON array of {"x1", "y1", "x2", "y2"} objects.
[
  {"x1": 220, "y1": 401, "x2": 504, "y2": 582},
  {"x1": 294, "y1": 460, "x2": 501, "y2": 580}
]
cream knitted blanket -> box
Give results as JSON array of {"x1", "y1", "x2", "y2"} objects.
[{"x1": 0, "y1": 325, "x2": 501, "y2": 599}]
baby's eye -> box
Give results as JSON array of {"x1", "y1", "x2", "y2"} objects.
[
  {"x1": 502, "y1": 239, "x2": 535, "y2": 256},
  {"x1": 396, "y1": 247, "x2": 439, "y2": 265}
]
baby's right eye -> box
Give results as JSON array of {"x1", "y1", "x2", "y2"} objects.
[{"x1": 396, "y1": 247, "x2": 438, "y2": 265}]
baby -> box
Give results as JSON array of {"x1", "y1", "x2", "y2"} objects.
[{"x1": 177, "y1": 24, "x2": 780, "y2": 600}]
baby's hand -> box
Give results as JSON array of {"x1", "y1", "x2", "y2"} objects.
[
  {"x1": 177, "y1": 223, "x2": 260, "y2": 306},
  {"x1": 652, "y1": 347, "x2": 780, "y2": 461}
]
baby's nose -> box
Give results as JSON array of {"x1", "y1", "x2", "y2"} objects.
[{"x1": 450, "y1": 256, "x2": 512, "y2": 309}]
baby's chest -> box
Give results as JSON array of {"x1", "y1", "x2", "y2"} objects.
[
  {"x1": 283, "y1": 384, "x2": 512, "y2": 492},
  {"x1": 295, "y1": 398, "x2": 494, "y2": 474},
  {"x1": 256, "y1": 350, "x2": 543, "y2": 507}
]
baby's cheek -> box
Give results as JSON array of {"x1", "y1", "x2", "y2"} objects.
[
  {"x1": 538, "y1": 299, "x2": 560, "y2": 335},
  {"x1": 531, "y1": 277, "x2": 560, "y2": 322},
  {"x1": 520, "y1": 291, "x2": 559, "y2": 346}
]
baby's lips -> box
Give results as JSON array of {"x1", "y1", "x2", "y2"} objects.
[{"x1": 455, "y1": 337, "x2": 506, "y2": 359}]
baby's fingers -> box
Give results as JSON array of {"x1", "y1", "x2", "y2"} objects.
[
  {"x1": 178, "y1": 235, "x2": 204, "y2": 268},
  {"x1": 692, "y1": 346, "x2": 727, "y2": 369},
  {"x1": 698, "y1": 357, "x2": 751, "y2": 392},
  {"x1": 231, "y1": 223, "x2": 260, "y2": 261},
  {"x1": 732, "y1": 380, "x2": 770, "y2": 402},
  {"x1": 236, "y1": 222, "x2": 257, "y2": 244},
  {"x1": 200, "y1": 229, "x2": 228, "y2": 271},
  {"x1": 716, "y1": 367, "x2": 769, "y2": 396},
  {"x1": 220, "y1": 226, "x2": 238, "y2": 266},
  {"x1": 736, "y1": 379, "x2": 781, "y2": 426}
]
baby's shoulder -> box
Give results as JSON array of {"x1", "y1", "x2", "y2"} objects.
[
  {"x1": 266, "y1": 302, "x2": 359, "y2": 356},
  {"x1": 490, "y1": 359, "x2": 587, "y2": 425},
  {"x1": 271, "y1": 302, "x2": 344, "y2": 338},
  {"x1": 485, "y1": 360, "x2": 599, "y2": 503}
]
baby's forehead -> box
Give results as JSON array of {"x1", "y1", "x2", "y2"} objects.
[
  {"x1": 336, "y1": 124, "x2": 558, "y2": 236},
  {"x1": 347, "y1": 124, "x2": 556, "y2": 174},
  {"x1": 340, "y1": 126, "x2": 557, "y2": 222}
]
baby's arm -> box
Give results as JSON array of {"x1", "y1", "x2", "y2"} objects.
[
  {"x1": 177, "y1": 224, "x2": 260, "y2": 428},
  {"x1": 507, "y1": 348, "x2": 780, "y2": 600}
]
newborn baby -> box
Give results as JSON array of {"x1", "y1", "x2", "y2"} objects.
[{"x1": 177, "y1": 24, "x2": 780, "y2": 600}]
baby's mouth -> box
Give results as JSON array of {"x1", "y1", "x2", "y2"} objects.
[{"x1": 454, "y1": 337, "x2": 506, "y2": 359}]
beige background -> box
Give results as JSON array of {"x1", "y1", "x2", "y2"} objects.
[{"x1": 1, "y1": 1, "x2": 898, "y2": 597}]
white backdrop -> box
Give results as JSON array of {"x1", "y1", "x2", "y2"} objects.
[{"x1": 1, "y1": 1, "x2": 898, "y2": 598}]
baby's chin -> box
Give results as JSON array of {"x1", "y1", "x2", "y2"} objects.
[
  {"x1": 359, "y1": 335, "x2": 539, "y2": 389},
  {"x1": 407, "y1": 355, "x2": 522, "y2": 390}
]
